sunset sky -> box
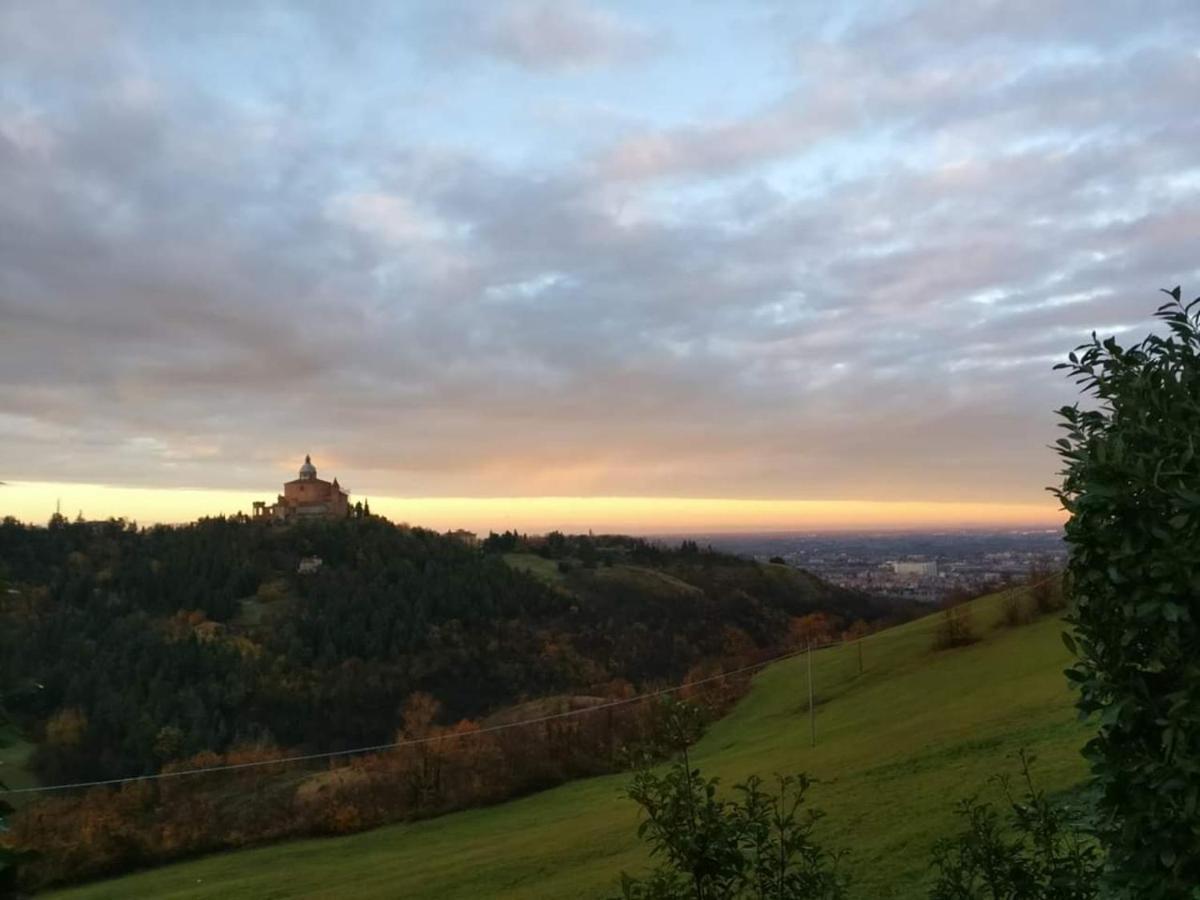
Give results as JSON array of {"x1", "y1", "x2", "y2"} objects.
[{"x1": 2, "y1": 1, "x2": 1198, "y2": 532}]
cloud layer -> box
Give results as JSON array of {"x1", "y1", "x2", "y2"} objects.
[{"x1": 1, "y1": 1, "x2": 1198, "y2": 514}]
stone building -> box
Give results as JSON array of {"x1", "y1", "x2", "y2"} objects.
[{"x1": 253, "y1": 455, "x2": 350, "y2": 521}]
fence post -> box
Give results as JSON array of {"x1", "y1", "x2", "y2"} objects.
[{"x1": 858, "y1": 638, "x2": 864, "y2": 676}]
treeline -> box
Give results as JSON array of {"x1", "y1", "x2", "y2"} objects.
[
  {"x1": 6, "y1": 678, "x2": 748, "y2": 891},
  {"x1": 481, "y1": 528, "x2": 732, "y2": 567}
]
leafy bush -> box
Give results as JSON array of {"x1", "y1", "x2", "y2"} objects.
[
  {"x1": 1053, "y1": 287, "x2": 1200, "y2": 897},
  {"x1": 929, "y1": 752, "x2": 1101, "y2": 900},
  {"x1": 614, "y1": 766, "x2": 848, "y2": 900},
  {"x1": 613, "y1": 701, "x2": 847, "y2": 900}
]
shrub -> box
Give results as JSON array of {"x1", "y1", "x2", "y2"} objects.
[
  {"x1": 932, "y1": 603, "x2": 977, "y2": 650},
  {"x1": 613, "y1": 699, "x2": 847, "y2": 899},
  {"x1": 1053, "y1": 287, "x2": 1200, "y2": 896},
  {"x1": 613, "y1": 767, "x2": 848, "y2": 900},
  {"x1": 929, "y1": 752, "x2": 1101, "y2": 900},
  {"x1": 1027, "y1": 558, "x2": 1065, "y2": 615},
  {"x1": 1000, "y1": 592, "x2": 1033, "y2": 628}
]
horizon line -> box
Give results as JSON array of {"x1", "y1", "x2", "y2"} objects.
[{"x1": 2, "y1": 480, "x2": 1065, "y2": 534}]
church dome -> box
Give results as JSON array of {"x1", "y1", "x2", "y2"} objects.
[{"x1": 299, "y1": 454, "x2": 317, "y2": 480}]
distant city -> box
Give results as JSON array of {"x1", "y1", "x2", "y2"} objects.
[{"x1": 674, "y1": 529, "x2": 1067, "y2": 604}]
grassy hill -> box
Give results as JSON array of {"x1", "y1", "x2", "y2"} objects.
[
  {"x1": 51, "y1": 588, "x2": 1088, "y2": 900},
  {"x1": 0, "y1": 724, "x2": 36, "y2": 806}
]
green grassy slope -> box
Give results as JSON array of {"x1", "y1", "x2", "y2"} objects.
[
  {"x1": 52, "y1": 590, "x2": 1088, "y2": 900},
  {"x1": 0, "y1": 723, "x2": 36, "y2": 808},
  {"x1": 502, "y1": 552, "x2": 569, "y2": 588}
]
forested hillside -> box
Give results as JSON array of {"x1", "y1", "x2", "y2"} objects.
[
  {"x1": 0, "y1": 516, "x2": 893, "y2": 789},
  {"x1": 42, "y1": 585, "x2": 1087, "y2": 900}
]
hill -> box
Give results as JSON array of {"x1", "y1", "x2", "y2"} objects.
[
  {"x1": 1, "y1": 516, "x2": 900, "y2": 890},
  {"x1": 48, "y1": 587, "x2": 1088, "y2": 900},
  {"x1": 0, "y1": 724, "x2": 35, "y2": 801},
  {"x1": 0, "y1": 518, "x2": 882, "y2": 787}
]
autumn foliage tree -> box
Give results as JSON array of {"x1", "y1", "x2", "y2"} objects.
[{"x1": 789, "y1": 612, "x2": 842, "y2": 648}]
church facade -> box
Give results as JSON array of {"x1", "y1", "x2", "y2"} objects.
[{"x1": 253, "y1": 455, "x2": 350, "y2": 521}]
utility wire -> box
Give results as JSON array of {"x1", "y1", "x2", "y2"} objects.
[
  {"x1": 0, "y1": 648, "x2": 804, "y2": 795},
  {"x1": 0, "y1": 576, "x2": 1057, "y2": 796}
]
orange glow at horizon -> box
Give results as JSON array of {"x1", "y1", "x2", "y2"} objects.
[{"x1": 1, "y1": 481, "x2": 1065, "y2": 534}]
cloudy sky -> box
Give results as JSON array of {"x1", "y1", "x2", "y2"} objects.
[{"x1": 2, "y1": 1, "x2": 1198, "y2": 530}]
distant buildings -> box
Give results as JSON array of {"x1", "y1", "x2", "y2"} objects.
[
  {"x1": 253, "y1": 455, "x2": 350, "y2": 522},
  {"x1": 892, "y1": 560, "x2": 938, "y2": 578},
  {"x1": 735, "y1": 531, "x2": 1065, "y2": 605},
  {"x1": 446, "y1": 529, "x2": 479, "y2": 547},
  {"x1": 297, "y1": 556, "x2": 324, "y2": 575}
]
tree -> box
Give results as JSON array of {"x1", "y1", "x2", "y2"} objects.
[
  {"x1": 789, "y1": 613, "x2": 841, "y2": 648},
  {"x1": 1026, "y1": 557, "x2": 1063, "y2": 616},
  {"x1": 401, "y1": 692, "x2": 441, "y2": 739},
  {"x1": 1053, "y1": 287, "x2": 1200, "y2": 896},
  {"x1": 932, "y1": 602, "x2": 976, "y2": 650},
  {"x1": 1000, "y1": 591, "x2": 1033, "y2": 629},
  {"x1": 579, "y1": 536, "x2": 599, "y2": 569},
  {"x1": 153, "y1": 725, "x2": 185, "y2": 762},
  {"x1": 399, "y1": 691, "x2": 444, "y2": 809},
  {"x1": 44, "y1": 707, "x2": 87, "y2": 748},
  {"x1": 542, "y1": 531, "x2": 568, "y2": 559}
]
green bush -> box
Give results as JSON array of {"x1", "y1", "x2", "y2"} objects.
[
  {"x1": 613, "y1": 766, "x2": 848, "y2": 900},
  {"x1": 613, "y1": 701, "x2": 847, "y2": 899},
  {"x1": 928, "y1": 753, "x2": 1100, "y2": 900},
  {"x1": 1053, "y1": 287, "x2": 1200, "y2": 897}
]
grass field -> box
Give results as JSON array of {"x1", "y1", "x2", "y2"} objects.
[
  {"x1": 0, "y1": 723, "x2": 36, "y2": 809},
  {"x1": 574, "y1": 562, "x2": 704, "y2": 598},
  {"x1": 52, "y1": 589, "x2": 1088, "y2": 900},
  {"x1": 502, "y1": 552, "x2": 569, "y2": 587}
]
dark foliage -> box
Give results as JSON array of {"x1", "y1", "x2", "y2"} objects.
[
  {"x1": 0, "y1": 516, "x2": 568, "y2": 784},
  {"x1": 613, "y1": 702, "x2": 848, "y2": 900},
  {"x1": 6, "y1": 683, "x2": 750, "y2": 892},
  {"x1": 929, "y1": 753, "x2": 1101, "y2": 900},
  {"x1": 1053, "y1": 287, "x2": 1200, "y2": 897},
  {"x1": 0, "y1": 516, "x2": 881, "y2": 786}
]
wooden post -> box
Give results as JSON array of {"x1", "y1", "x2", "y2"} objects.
[
  {"x1": 857, "y1": 638, "x2": 864, "y2": 676},
  {"x1": 807, "y1": 640, "x2": 816, "y2": 748}
]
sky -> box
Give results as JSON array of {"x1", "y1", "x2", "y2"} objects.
[{"x1": 1, "y1": 1, "x2": 1198, "y2": 532}]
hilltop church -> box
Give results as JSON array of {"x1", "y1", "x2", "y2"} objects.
[{"x1": 253, "y1": 454, "x2": 350, "y2": 521}]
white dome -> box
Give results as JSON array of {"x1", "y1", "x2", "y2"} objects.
[{"x1": 299, "y1": 454, "x2": 317, "y2": 480}]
